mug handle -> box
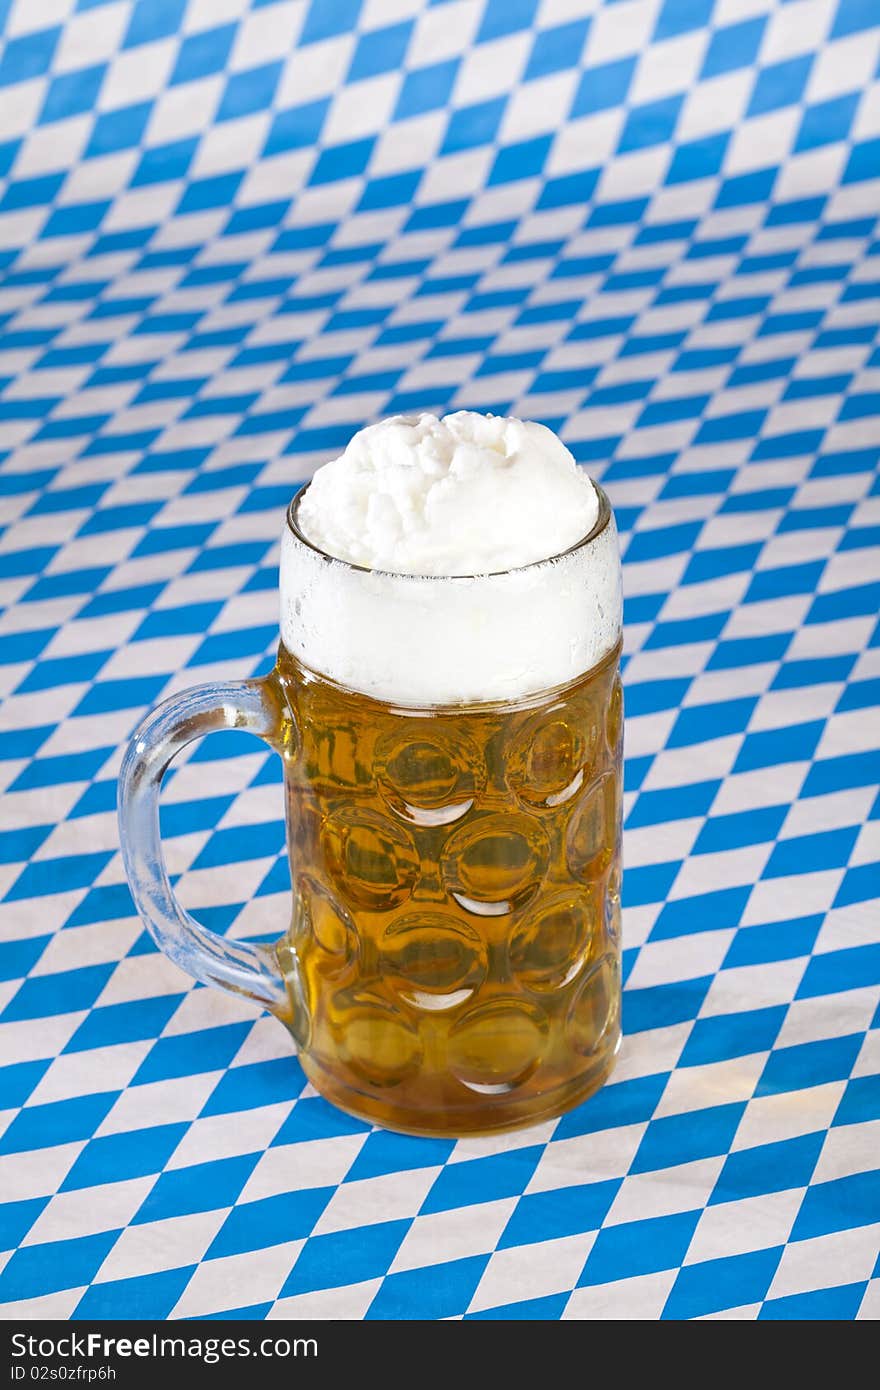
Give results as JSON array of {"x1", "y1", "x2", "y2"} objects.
[{"x1": 117, "y1": 677, "x2": 292, "y2": 1018}]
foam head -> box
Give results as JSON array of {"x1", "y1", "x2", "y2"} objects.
[{"x1": 280, "y1": 412, "x2": 622, "y2": 706}]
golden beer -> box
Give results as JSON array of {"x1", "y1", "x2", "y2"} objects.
[{"x1": 274, "y1": 642, "x2": 623, "y2": 1135}]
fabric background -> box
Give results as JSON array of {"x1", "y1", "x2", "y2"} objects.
[{"x1": 0, "y1": 0, "x2": 879, "y2": 1320}]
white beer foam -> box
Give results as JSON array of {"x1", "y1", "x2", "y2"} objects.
[
  {"x1": 296, "y1": 412, "x2": 599, "y2": 575},
  {"x1": 280, "y1": 413, "x2": 622, "y2": 706}
]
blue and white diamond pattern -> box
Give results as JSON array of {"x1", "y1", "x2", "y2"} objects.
[{"x1": 0, "y1": 0, "x2": 879, "y2": 1322}]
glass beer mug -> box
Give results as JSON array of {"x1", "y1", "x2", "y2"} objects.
[{"x1": 118, "y1": 486, "x2": 623, "y2": 1136}]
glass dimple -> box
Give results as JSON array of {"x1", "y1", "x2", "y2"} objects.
[
  {"x1": 321, "y1": 808, "x2": 419, "y2": 911},
  {"x1": 509, "y1": 715, "x2": 589, "y2": 809},
  {"x1": 441, "y1": 813, "x2": 549, "y2": 916},
  {"x1": 303, "y1": 719, "x2": 367, "y2": 789},
  {"x1": 334, "y1": 987, "x2": 424, "y2": 1087},
  {"x1": 566, "y1": 771, "x2": 617, "y2": 879},
  {"x1": 607, "y1": 675, "x2": 623, "y2": 754},
  {"x1": 447, "y1": 998, "x2": 547, "y2": 1094},
  {"x1": 299, "y1": 874, "x2": 358, "y2": 973},
  {"x1": 509, "y1": 889, "x2": 596, "y2": 991},
  {"x1": 377, "y1": 724, "x2": 478, "y2": 826},
  {"x1": 606, "y1": 861, "x2": 622, "y2": 949},
  {"x1": 566, "y1": 954, "x2": 619, "y2": 1058},
  {"x1": 381, "y1": 912, "x2": 485, "y2": 1010}
]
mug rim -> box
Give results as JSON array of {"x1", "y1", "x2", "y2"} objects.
[{"x1": 285, "y1": 477, "x2": 613, "y2": 581}]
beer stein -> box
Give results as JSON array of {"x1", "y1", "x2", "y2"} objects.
[{"x1": 118, "y1": 485, "x2": 623, "y2": 1135}]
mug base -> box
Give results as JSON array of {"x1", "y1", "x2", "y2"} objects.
[{"x1": 298, "y1": 1030, "x2": 621, "y2": 1138}]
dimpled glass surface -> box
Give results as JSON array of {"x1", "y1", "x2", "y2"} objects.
[{"x1": 278, "y1": 648, "x2": 623, "y2": 1134}]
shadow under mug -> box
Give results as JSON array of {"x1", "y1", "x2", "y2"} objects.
[{"x1": 117, "y1": 488, "x2": 623, "y2": 1137}]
